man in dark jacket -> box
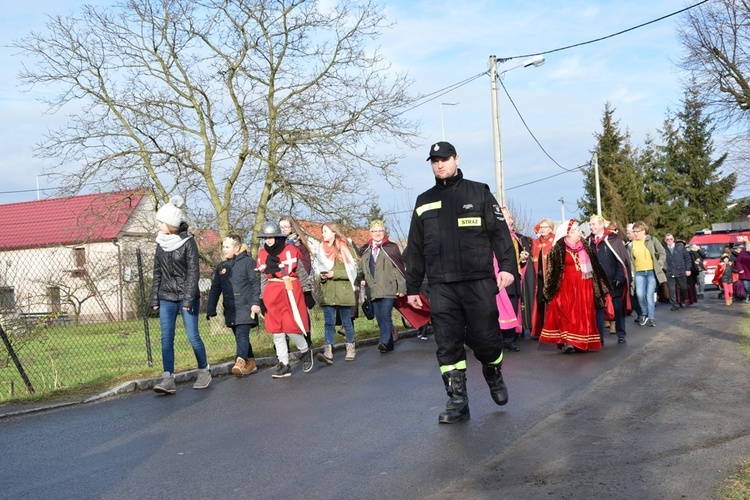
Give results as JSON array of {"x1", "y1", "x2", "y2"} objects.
[
  {"x1": 588, "y1": 216, "x2": 629, "y2": 344},
  {"x1": 405, "y1": 141, "x2": 517, "y2": 424},
  {"x1": 664, "y1": 233, "x2": 692, "y2": 310}
]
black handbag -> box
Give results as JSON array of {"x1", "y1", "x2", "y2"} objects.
[{"x1": 361, "y1": 297, "x2": 375, "y2": 320}]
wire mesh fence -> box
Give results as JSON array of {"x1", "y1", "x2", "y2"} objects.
[{"x1": 0, "y1": 243, "x2": 394, "y2": 402}]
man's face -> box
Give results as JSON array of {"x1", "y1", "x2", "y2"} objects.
[
  {"x1": 370, "y1": 225, "x2": 385, "y2": 244},
  {"x1": 590, "y1": 220, "x2": 604, "y2": 235},
  {"x1": 430, "y1": 155, "x2": 459, "y2": 180},
  {"x1": 665, "y1": 235, "x2": 675, "y2": 246}
]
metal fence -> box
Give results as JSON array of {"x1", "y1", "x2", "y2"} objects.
[{"x1": 0, "y1": 243, "x2": 347, "y2": 402}]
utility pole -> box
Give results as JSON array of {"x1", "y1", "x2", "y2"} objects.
[
  {"x1": 489, "y1": 56, "x2": 504, "y2": 205},
  {"x1": 559, "y1": 197, "x2": 566, "y2": 222},
  {"x1": 594, "y1": 152, "x2": 602, "y2": 216}
]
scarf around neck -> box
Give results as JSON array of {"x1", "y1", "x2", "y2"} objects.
[
  {"x1": 565, "y1": 238, "x2": 593, "y2": 279},
  {"x1": 264, "y1": 237, "x2": 286, "y2": 275},
  {"x1": 316, "y1": 239, "x2": 357, "y2": 290},
  {"x1": 156, "y1": 232, "x2": 192, "y2": 252}
]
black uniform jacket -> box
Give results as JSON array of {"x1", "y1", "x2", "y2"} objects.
[{"x1": 405, "y1": 169, "x2": 516, "y2": 295}]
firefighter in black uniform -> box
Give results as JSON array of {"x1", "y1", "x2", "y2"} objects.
[{"x1": 406, "y1": 141, "x2": 517, "y2": 424}]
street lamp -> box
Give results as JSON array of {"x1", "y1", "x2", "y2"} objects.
[
  {"x1": 489, "y1": 54, "x2": 545, "y2": 205},
  {"x1": 440, "y1": 102, "x2": 459, "y2": 141}
]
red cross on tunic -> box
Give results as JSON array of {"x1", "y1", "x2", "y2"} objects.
[{"x1": 280, "y1": 250, "x2": 297, "y2": 275}]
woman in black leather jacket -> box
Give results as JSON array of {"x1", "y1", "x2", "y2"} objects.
[{"x1": 150, "y1": 196, "x2": 211, "y2": 394}]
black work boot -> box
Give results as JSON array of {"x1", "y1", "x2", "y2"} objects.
[
  {"x1": 438, "y1": 370, "x2": 470, "y2": 424},
  {"x1": 482, "y1": 362, "x2": 509, "y2": 406}
]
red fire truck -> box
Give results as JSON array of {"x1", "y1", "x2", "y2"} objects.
[{"x1": 689, "y1": 226, "x2": 750, "y2": 287}]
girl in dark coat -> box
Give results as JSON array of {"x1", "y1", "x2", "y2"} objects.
[{"x1": 206, "y1": 234, "x2": 262, "y2": 377}]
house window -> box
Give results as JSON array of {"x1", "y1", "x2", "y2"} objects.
[
  {"x1": 0, "y1": 287, "x2": 15, "y2": 311},
  {"x1": 48, "y1": 287, "x2": 61, "y2": 313},
  {"x1": 74, "y1": 247, "x2": 86, "y2": 268}
]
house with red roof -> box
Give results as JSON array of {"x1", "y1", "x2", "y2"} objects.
[{"x1": 0, "y1": 189, "x2": 156, "y2": 324}]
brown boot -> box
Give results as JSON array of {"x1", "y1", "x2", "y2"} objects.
[
  {"x1": 232, "y1": 357, "x2": 257, "y2": 377},
  {"x1": 231, "y1": 357, "x2": 245, "y2": 377},
  {"x1": 243, "y1": 357, "x2": 257, "y2": 375}
]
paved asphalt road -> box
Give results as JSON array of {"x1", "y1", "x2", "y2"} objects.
[{"x1": 1, "y1": 296, "x2": 749, "y2": 499}]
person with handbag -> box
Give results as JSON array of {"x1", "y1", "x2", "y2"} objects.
[
  {"x1": 587, "y1": 215, "x2": 630, "y2": 345},
  {"x1": 357, "y1": 220, "x2": 406, "y2": 353}
]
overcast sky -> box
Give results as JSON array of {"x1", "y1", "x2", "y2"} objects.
[{"x1": 0, "y1": 0, "x2": 716, "y2": 234}]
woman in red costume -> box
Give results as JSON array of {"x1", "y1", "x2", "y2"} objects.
[
  {"x1": 539, "y1": 220, "x2": 610, "y2": 353},
  {"x1": 530, "y1": 218, "x2": 555, "y2": 338}
]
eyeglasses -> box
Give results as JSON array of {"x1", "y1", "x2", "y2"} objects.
[
  {"x1": 279, "y1": 224, "x2": 292, "y2": 230},
  {"x1": 538, "y1": 225, "x2": 550, "y2": 229}
]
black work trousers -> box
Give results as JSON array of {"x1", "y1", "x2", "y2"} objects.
[{"x1": 430, "y1": 279, "x2": 504, "y2": 368}]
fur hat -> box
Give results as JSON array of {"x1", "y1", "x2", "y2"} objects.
[{"x1": 156, "y1": 195, "x2": 185, "y2": 228}]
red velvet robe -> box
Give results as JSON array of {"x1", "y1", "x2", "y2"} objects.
[{"x1": 530, "y1": 234, "x2": 554, "y2": 337}]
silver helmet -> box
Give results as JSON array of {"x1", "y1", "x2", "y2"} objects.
[{"x1": 256, "y1": 221, "x2": 286, "y2": 238}]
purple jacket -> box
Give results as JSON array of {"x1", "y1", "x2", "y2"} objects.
[{"x1": 733, "y1": 249, "x2": 750, "y2": 280}]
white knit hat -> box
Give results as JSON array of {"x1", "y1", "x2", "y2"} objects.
[{"x1": 156, "y1": 195, "x2": 185, "y2": 228}]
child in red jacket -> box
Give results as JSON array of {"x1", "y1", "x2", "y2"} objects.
[{"x1": 712, "y1": 253, "x2": 738, "y2": 305}]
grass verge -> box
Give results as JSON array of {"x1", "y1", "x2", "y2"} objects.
[
  {"x1": 717, "y1": 312, "x2": 750, "y2": 498},
  {"x1": 0, "y1": 307, "x2": 402, "y2": 405}
]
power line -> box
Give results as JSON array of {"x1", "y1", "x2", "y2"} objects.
[
  {"x1": 497, "y1": 0, "x2": 710, "y2": 63},
  {"x1": 498, "y1": 77, "x2": 576, "y2": 173},
  {"x1": 506, "y1": 164, "x2": 587, "y2": 192}
]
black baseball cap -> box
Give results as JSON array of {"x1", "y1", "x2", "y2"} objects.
[{"x1": 426, "y1": 141, "x2": 457, "y2": 161}]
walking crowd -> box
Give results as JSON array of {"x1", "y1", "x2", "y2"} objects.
[{"x1": 148, "y1": 141, "x2": 724, "y2": 424}]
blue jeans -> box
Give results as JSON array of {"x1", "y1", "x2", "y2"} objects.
[
  {"x1": 635, "y1": 271, "x2": 657, "y2": 320},
  {"x1": 373, "y1": 298, "x2": 395, "y2": 347},
  {"x1": 159, "y1": 298, "x2": 208, "y2": 373},
  {"x1": 232, "y1": 324, "x2": 254, "y2": 360},
  {"x1": 323, "y1": 305, "x2": 354, "y2": 345},
  {"x1": 742, "y1": 280, "x2": 750, "y2": 298}
]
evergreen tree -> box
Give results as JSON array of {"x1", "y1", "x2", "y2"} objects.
[
  {"x1": 676, "y1": 85, "x2": 737, "y2": 237},
  {"x1": 363, "y1": 203, "x2": 386, "y2": 228},
  {"x1": 655, "y1": 84, "x2": 737, "y2": 240},
  {"x1": 634, "y1": 134, "x2": 664, "y2": 229},
  {"x1": 579, "y1": 103, "x2": 645, "y2": 228}
]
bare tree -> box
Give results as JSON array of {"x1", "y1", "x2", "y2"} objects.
[
  {"x1": 677, "y1": 0, "x2": 750, "y2": 187},
  {"x1": 678, "y1": 1, "x2": 750, "y2": 125},
  {"x1": 14, "y1": 0, "x2": 419, "y2": 240}
]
